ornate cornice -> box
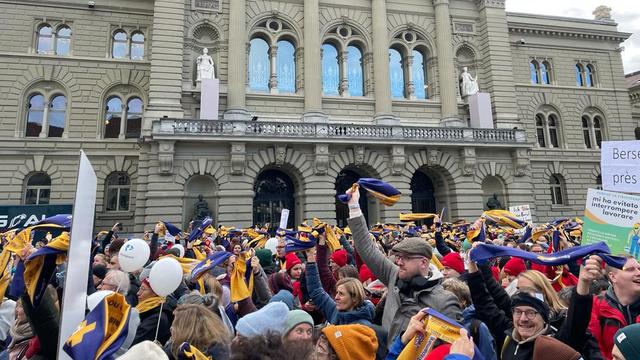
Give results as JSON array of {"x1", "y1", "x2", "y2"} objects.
[
  {"x1": 476, "y1": 0, "x2": 505, "y2": 9},
  {"x1": 508, "y1": 25, "x2": 630, "y2": 43}
]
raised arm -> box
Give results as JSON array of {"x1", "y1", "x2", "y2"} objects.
[{"x1": 305, "y1": 249, "x2": 338, "y2": 323}]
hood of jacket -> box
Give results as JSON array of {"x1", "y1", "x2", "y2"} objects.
[{"x1": 335, "y1": 300, "x2": 375, "y2": 325}]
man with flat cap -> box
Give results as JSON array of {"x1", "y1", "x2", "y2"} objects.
[{"x1": 345, "y1": 186, "x2": 461, "y2": 347}]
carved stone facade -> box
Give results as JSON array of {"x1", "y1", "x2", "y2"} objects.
[{"x1": 0, "y1": 0, "x2": 632, "y2": 232}]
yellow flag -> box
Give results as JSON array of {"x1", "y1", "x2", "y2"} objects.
[
  {"x1": 230, "y1": 252, "x2": 254, "y2": 302},
  {"x1": 397, "y1": 309, "x2": 463, "y2": 360}
]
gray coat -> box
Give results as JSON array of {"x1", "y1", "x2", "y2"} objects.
[{"x1": 348, "y1": 214, "x2": 461, "y2": 345}]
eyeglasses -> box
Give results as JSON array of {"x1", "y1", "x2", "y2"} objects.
[
  {"x1": 394, "y1": 254, "x2": 426, "y2": 264},
  {"x1": 513, "y1": 308, "x2": 539, "y2": 320}
]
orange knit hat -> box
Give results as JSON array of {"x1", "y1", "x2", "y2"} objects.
[{"x1": 321, "y1": 324, "x2": 378, "y2": 360}]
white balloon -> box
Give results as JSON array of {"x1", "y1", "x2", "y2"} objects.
[
  {"x1": 118, "y1": 238, "x2": 150, "y2": 273},
  {"x1": 87, "y1": 290, "x2": 114, "y2": 311},
  {"x1": 172, "y1": 244, "x2": 185, "y2": 258},
  {"x1": 148, "y1": 257, "x2": 183, "y2": 297},
  {"x1": 265, "y1": 237, "x2": 279, "y2": 253}
]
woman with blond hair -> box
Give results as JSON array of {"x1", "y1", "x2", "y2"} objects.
[
  {"x1": 517, "y1": 270, "x2": 567, "y2": 327},
  {"x1": 163, "y1": 304, "x2": 231, "y2": 360}
]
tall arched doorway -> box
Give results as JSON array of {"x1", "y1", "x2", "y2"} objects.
[
  {"x1": 411, "y1": 171, "x2": 437, "y2": 225},
  {"x1": 253, "y1": 169, "x2": 295, "y2": 229},
  {"x1": 335, "y1": 169, "x2": 369, "y2": 227},
  {"x1": 183, "y1": 175, "x2": 217, "y2": 228}
]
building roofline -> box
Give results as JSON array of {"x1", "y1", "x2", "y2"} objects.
[{"x1": 506, "y1": 12, "x2": 618, "y2": 26}]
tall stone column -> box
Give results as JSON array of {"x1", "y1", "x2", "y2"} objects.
[
  {"x1": 476, "y1": 0, "x2": 519, "y2": 128},
  {"x1": 224, "y1": 0, "x2": 250, "y2": 120},
  {"x1": 372, "y1": 0, "x2": 397, "y2": 125},
  {"x1": 302, "y1": 0, "x2": 327, "y2": 122},
  {"x1": 143, "y1": 0, "x2": 185, "y2": 134},
  {"x1": 433, "y1": 0, "x2": 462, "y2": 127}
]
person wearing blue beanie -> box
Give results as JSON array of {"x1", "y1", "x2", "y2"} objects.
[{"x1": 235, "y1": 302, "x2": 289, "y2": 338}]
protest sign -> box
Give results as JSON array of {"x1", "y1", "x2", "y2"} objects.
[
  {"x1": 509, "y1": 204, "x2": 533, "y2": 224},
  {"x1": 601, "y1": 140, "x2": 640, "y2": 193},
  {"x1": 58, "y1": 151, "x2": 97, "y2": 359},
  {"x1": 583, "y1": 188, "x2": 640, "y2": 259}
]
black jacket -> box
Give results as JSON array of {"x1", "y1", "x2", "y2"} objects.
[{"x1": 132, "y1": 297, "x2": 176, "y2": 346}]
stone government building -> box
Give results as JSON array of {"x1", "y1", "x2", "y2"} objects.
[{"x1": 0, "y1": 0, "x2": 635, "y2": 233}]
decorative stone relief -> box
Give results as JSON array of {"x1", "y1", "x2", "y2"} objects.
[
  {"x1": 512, "y1": 148, "x2": 531, "y2": 177},
  {"x1": 354, "y1": 146, "x2": 365, "y2": 165},
  {"x1": 475, "y1": 0, "x2": 505, "y2": 9},
  {"x1": 427, "y1": 149, "x2": 440, "y2": 167},
  {"x1": 390, "y1": 145, "x2": 405, "y2": 175},
  {"x1": 230, "y1": 142, "x2": 246, "y2": 175},
  {"x1": 315, "y1": 144, "x2": 329, "y2": 175},
  {"x1": 275, "y1": 145, "x2": 287, "y2": 166},
  {"x1": 461, "y1": 147, "x2": 476, "y2": 176},
  {"x1": 158, "y1": 141, "x2": 175, "y2": 175}
]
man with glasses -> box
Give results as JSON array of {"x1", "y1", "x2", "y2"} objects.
[{"x1": 345, "y1": 186, "x2": 461, "y2": 347}]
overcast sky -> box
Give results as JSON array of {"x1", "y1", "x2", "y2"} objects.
[{"x1": 505, "y1": 0, "x2": 640, "y2": 74}]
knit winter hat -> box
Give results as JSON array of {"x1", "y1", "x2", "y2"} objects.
[
  {"x1": 255, "y1": 248, "x2": 273, "y2": 268},
  {"x1": 269, "y1": 289, "x2": 295, "y2": 310},
  {"x1": 614, "y1": 323, "x2": 640, "y2": 360},
  {"x1": 321, "y1": 324, "x2": 377, "y2": 360},
  {"x1": 118, "y1": 341, "x2": 169, "y2": 360},
  {"x1": 503, "y1": 257, "x2": 527, "y2": 277},
  {"x1": 285, "y1": 253, "x2": 302, "y2": 272},
  {"x1": 441, "y1": 252, "x2": 465, "y2": 274},
  {"x1": 511, "y1": 292, "x2": 550, "y2": 324},
  {"x1": 235, "y1": 301, "x2": 289, "y2": 337},
  {"x1": 359, "y1": 264, "x2": 376, "y2": 283},
  {"x1": 283, "y1": 309, "x2": 314, "y2": 337},
  {"x1": 330, "y1": 249, "x2": 349, "y2": 267}
]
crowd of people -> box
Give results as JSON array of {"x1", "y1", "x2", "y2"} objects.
[{"x1": 0, "y1": 184, "x2": 639, "y2": 360}]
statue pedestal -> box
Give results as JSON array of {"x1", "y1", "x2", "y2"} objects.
[
  {"x1": 468, "y1": 92, "x2": 493, "y2": 129},
  {"x1": 200, "y1": 78, "x2": 219, "y2": 120}
]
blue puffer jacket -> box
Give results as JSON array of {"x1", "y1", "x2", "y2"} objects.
[
  {"x1": 306, "y1": 262, "x2": 375, "y2": 325},
  {"x1": 463, "y1": 305, "x2": 497, "y2": 360}
]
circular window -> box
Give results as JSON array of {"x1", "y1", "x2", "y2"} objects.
[
  {"x1": 403, "y1": 31, "x2": 415, "y2": 43},
  {"x1": 266, "y1": 19, "x2": 282, "y2": 33},
  {"x1": 337, "y1": 26, "x2": 351, "y2": 39}
]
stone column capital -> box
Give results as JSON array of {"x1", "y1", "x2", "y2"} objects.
[
  {"x1": 433, "y1": 0, "x2": 450, "y2": 6},
  {"x1": 476, "y1": 0, "x2": 505, "y2": 9}
]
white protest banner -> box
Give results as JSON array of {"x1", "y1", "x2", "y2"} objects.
[
  {"x1": 601, "y1": 140, "x2": 640, "y2": 193},
  {"x1": 279, "y1": 208, "x2": 290, "y2": 230},
  {"x1": 57, "y1": 151, "x2": 97, "y2": 359},
  {"x1": 508, "y1": 204, "x2": 533, "y2": 224},
  {"x1": 582, "y1": 188, "x2": 640, "y2": 259}
]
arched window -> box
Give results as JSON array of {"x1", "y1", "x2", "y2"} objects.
[
  {"x1": 411, "y1": 171, "x2": 436, "y2": 224},
  {"x1": 26, "y1": 94, "x2": 45, "y2": 137},
  {"x1": 412, "y1": 50, "x2": 428, "y2": 99},
  {"x1": 530, "y1": 60, "x2": 539, "y2": 84},
  {"x1": 549, "y1": 174, "x2": 565, "y2": 205},
  {"x1": 47, "y1": 95, "x2": 66, "y2": 137},
  {"x1": 276, "y1": 40, "x2": 296, "y2": 93},
  {"x1": 548, "y1": 114, "x2": 559, "y2": 148},
  {"x1": 389, "y1": 48, "x2": 404, "y2": 98},
  {"x1": 249, "y1": 38, "x2": 270, "y2": 92},
  {"x1": 112, "y1": 30, "x2": 128, "y2": 59},
  {"x1": 104, "y1": 97, "x2": 122, "y2": 139},
  {"x1": 36, "y1": 25, "x2": 53, "y2": 54},
  {"x1": 55, "y1": 26, "x2": 72, "y2": 56},
  {"x1": 582, "y1": 116, "x2": 592, "y2": 149},
  {"x1": 593, "y1": 116, "x2": 603, "y2": 148},
  {"x1": 347, "y1": 45, "x2": 364, "y2": 97},
  {"x1": 540, "y1": 61, "x2": 551, "y2": 84},
  {"x1": 576, "y1": 64, "x2": 584, "y2": 86},
  {"x1": 585, "y1": 64, "x2": 594, "y2": 87},
  {"x1": 130, "y1": 32, "x2": 145, "y2": 60},
  {"x1": 535, "y1": 114, "x2": 546, "y2": 148},
  {"x1": 253, "y1": 169, "x2": 295, "y2": 229},
  {"x1": 335, "y1": 169, "x2": 368, "y2": 227},
  {"x1": 105, "y1": 172, "x2": 131, "y2": 212},
  {"x1": 126, "y1": 97, "x2": 143, "y2": 138},
  {"x1": 24, "y1": 172, "x2": 51, "y2": 205},
  {"x1": 322, "y1": 43, "x2": 339, "y2": 96}
]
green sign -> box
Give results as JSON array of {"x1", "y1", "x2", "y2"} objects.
[
  {"x1": 0, "y1": 204, "x2": 73, "y2": 232},
  {"x1": 582, "y1": 189, "x2": 640, "y2": 259}
]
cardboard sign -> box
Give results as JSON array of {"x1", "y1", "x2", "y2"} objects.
[
  {"x1": 601, "y1": 141, "x2": 640, "y2": 193},
  {"x1": 279, "y1": 209, "x2": 290, "y2": 230},
  {"x1": 508, "y1": 204, "x2": 533, "y2": 224},
  {"x1": 582, "y1": 188, "x2": 640, "y2": 259}
]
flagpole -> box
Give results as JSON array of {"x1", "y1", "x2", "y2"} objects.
[{"x1": 154, "y1": 301, "x2": 165, "y2": 342}]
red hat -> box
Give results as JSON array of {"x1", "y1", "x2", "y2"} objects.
[
  {"x1": 359, "y1": 264, "x2": 376, "y2": 283},
  {"x1": 330, "y1": 249, "x2": 348, "y2": 267},
  {"x1": 285, "y1": 253, "x2": 302, "y2": 272},
  {"x1": 441, "y1": 252, "x2": 465, "y2": 275},
  {"x1": 503, "y1": 257, "x2": 527, "y2": 277},
  {"x1": 422, "y1": 343, "x2": 451, "y2": 360}
]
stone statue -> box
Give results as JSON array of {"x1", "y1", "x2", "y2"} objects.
[
  {"x1": 593, "y1": 5, "x2": 612, "y2": 21},
  {"x1": 459, "y1": 67, "x2": 479, "y2": 97},
  {"x1": 196, "y1": 48, "x2": 215, "y2": 81},
  {"x1": 486, "y1": 193, "x2": 503, "y2": 210},
  {"x1": 193, "y1": 194, "x2": 212, "y2": 221}
]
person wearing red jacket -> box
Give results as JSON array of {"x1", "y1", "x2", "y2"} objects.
[{"x1": 588, "y1": 256, "x2": 640, "y2": 360}]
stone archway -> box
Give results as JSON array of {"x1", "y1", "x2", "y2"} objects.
[
  {"x1": 481, "y1": 175, "x2": 507, "y2": 210},
  {"x1": 183, "y1": 175, "x2": 217, "y2": 228},
  {"x1": 334, "y1": 169, "x2": 371, "y2": 228},
  {"x1": 253, "y1": 169, "x2": 296, "y2": 229}
]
